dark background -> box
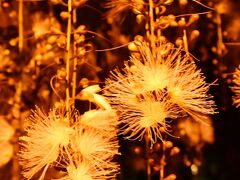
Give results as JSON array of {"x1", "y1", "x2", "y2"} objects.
[{"x1": 0, "y1": 0, "x2": 240, "y2": 179}]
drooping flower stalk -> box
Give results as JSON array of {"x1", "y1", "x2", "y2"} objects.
[
  {"x1": 12, "y1": 1, "x2": 24, "y2": 178},
  {"x1": 148, "y1": 0, "x2": 156, "y2": 54},
  {"x1": 159, "y1": 141, "x2": 166, "y2": 180},
  {"x1": 216, "y1": 13, "x2": 226, "y2": 56},
  {"x1": 12, "y1": 82, "x2": 22, "y2": 180},
  {"x1": 145, "y1": 134, "x2": 151, "y2": 180},
  {"x1": 183, "y1": 29, "x2": 189, "y2": 55},
  {"x1": 72, "y1": 8, "x2": 78, "y2": 107},
  {"x1": 66, "y1": 0, "x2": 72, "y2": 115}
]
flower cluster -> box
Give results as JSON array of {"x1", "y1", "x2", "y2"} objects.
[
  {"x1": 104, "y1": 41, "x2": 216, "y2": 145},
  {"x1": 19, "y1": 103, "x2": 119, "y2": 180}
]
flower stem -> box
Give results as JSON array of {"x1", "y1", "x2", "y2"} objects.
[
  {"x1": 18, "y1": 0, "x2": 23, "y2": 52},
  {"x1": 216, "y1": 13, "x2": 226, "y2": 56},
  {"x1": 12, "y1": 1, "x2": 24, "y2": 178},
  {"x1": 66, "y1": 0, "x2": 72, "y2": 113},
  {"x1": 12, "y1": 82, "x2": 22, "y2": 180},
  {"x1": 148, "y1": 0, "x2": 155, "y2": 55},
  {"x1": 72, "y1": 8, "x2": 77, "y2": 108},
  {"x1": 160, "y1": 141, "x2": 166, "y2": 180},
  {"x1": 183, "y1": 29, "x2": 189, "y2": 55},
  {"x1": 145, "y1": 134, "x2": 151, "y2": 180}
]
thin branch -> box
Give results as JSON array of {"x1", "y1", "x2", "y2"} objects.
[{"x1": 192, "y1": 0, "x2": 215, "y2": 11}]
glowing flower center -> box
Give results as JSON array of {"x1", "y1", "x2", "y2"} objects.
[
  {"x1": 140, "y1": 102, "x2": 166, "y2": 128},
  {"x1": 169, "y1": 86, "x2": 183, "y2": 104},
  {"x1": 49, "y1": 123, "x2": 70, "y2": 147},
  {"x1": 76, "y1": 131, "x2": 102, "y2": 158},
  {"x1": 143, "y1": 65, "x2": 169, "y2": 91},
  {"x1": 170, "y1": 86, "x2": 182, "y2": 97}
]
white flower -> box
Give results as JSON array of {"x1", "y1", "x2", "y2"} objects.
[
  {"x1": 119, "y1": 93, "x2": 179, "y2": 145},
  {"x1": 70, "y1": 125, "x2": 119, "y2": 167},
  {"x1": 60, "y1": 156, "x2": 118, "y2": 180},
  {"x1": 59, "y1": 123, "x2": 119, "y2": 180},
  {"x1": 166, "y1": 55, "x2": 216, "y2": 123},
  {"x1": 19, "y1": 105, "x2": 120, "y2": 179},
  {"x1": 19, "y1": 107, "x2": 73, "y2": 180},
  {"x1": 104, "y1": 41, "x2": 216, "y2": 143}
]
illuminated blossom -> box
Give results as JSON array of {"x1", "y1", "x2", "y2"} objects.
[
  {"x1": 61, "y1": 161, "x2": 96, "y2": 180},
  {"x1": 104, "y1": 42, "x2": 176, "y2": 103},
  {"x1": 58, "y1": 123, "x2": 119, "y2": 180},
  {"x1": 19, "y1": 107, "x2": 73, "y2": 180},
  {"x1": 104, "y1": 41, "x2": 216, "y2": 143},
  {"x1": 232, "y1": 65, "x2": 240, "y2": 107},
  {"x1": 60, "y1": 155, "x2": 118, "y2": 180},
  {"x1": 19, "y1": 103, "x2": 119, "y2": 180},
  {"x1": 166, "y1": 53, "x2": 216, "y2": 123},
  {"x1": 70, "y1": 125, "x2": 119, "y2": 170},
  {"x1": 119, "y1": 93, "x2": 179, "y2": 144}
]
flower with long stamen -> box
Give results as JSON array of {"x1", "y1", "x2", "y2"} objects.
[
  {"x1": 58, "y1": 122, "x2": 119, "y2": 180},
  {"x1": 19, "y1": 107, "x2": 73, "y2": 180},
  {"x1": 70, "y1": 125, "x2": 119, "y2": 167},
  {"x1": 104, "y1": 42, "x2": 176, "y2": 101},
  {"x1": 166, "y1": 54, "x2": 216, "y2": 123},
  {"x1": 119, "y1": 93, "x2": 179, "y2": 145},
  {"x1": 104, "y1": 41, "x2": 216, "y2": 143},
  {"x1": 60, "y1": 153, "x2": 118, "y2": 180},
  {"x1": 232, "y1": 65, "x2": 240, "y2": 107}
]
